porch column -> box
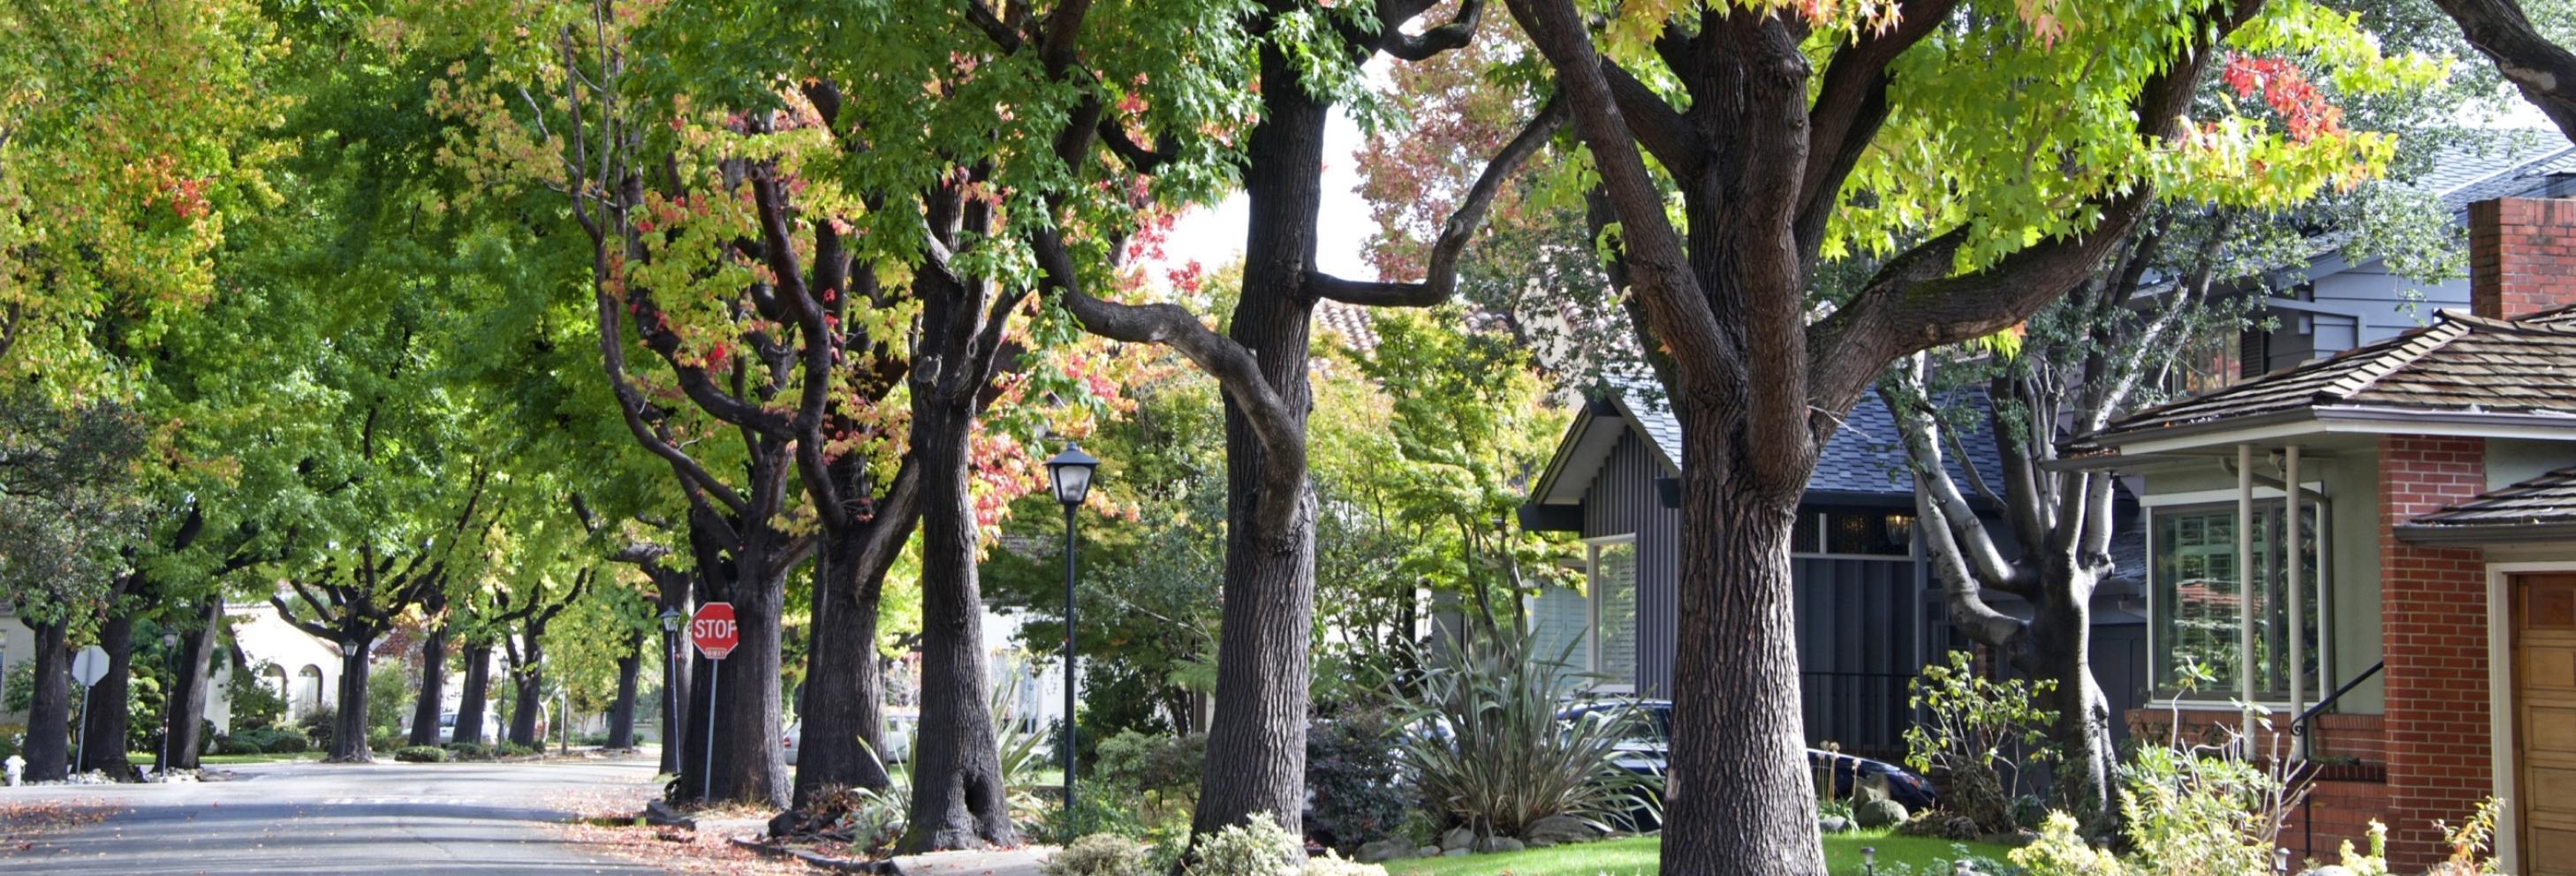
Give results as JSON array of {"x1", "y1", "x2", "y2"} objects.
[
  {"x1": 2286, "y1": 443, "x2": 2305, "y2": 761},
  {"x1": 2239, "y1": 443, "x2": 2257, "y2": 750}
]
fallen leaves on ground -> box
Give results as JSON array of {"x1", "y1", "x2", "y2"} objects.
[
  {"x1": 0, "y1": 797, "x2": 132, "y2": 856},
  {"x1": 550, "y1": 810, "x2": 828, "y2": 875}
]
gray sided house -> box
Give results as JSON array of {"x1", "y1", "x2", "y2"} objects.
[{"x1": 1517, "y1": 378, "x2": 2149, "y2": 758}]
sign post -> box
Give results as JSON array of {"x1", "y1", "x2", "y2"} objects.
[
  {"x1": 68, "y1": 646, "x2": 110, "y2": 772},
  {"x1": 688, "y1": 603, "x2": 737, "y2": 797}
]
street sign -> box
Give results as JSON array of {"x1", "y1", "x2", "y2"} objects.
[
  {"x1": 690, "y1": 603, "x2": 738, "y2": 661},
  {"x1": 69, "y1": 646, "x2": 110, "y2": 687}
]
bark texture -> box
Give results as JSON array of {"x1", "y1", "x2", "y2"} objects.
[
  {"x1": 24, "y1": 619, "x2": 72, "y2": 781},
  {"x1": 75, "y1": 602, "x2": 136, "y2": 776},
  {"x1": 608, "y1": 641, "x2": 640, "y2": 749},
  {"x1": 2429, "y1": 0, "x2": 2576, "y2": 141},
  {"x1": 163, "y1": 600, "x2": 223, "y2": 769},
  {"x1": 453, "y1": 642, "x2": 493, "y2": 745},
  {"x1": 898, "y1": 404, "x2": 1016, "y2": 852},
  {"x1": 330, "y1": 647, "x2": 373, "y2": 762},
  {"x1": 408, "y1": 597, "x2": 449, "y2": 747}
]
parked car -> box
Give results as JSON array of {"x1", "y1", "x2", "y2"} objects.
[
  {"x1": 1557, "y1": 699, "x2": 1938, "y2": 813},
  {"x1": 430, "y1": 711, "x2": 501, "y2": 745},
  {"x1": 784, "y1": 713, "x2": 917, "y2": 766}
]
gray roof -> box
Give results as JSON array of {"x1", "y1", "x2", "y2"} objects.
[
  {"x1": 1602, "y1": 374, "x2": 2006, "y2": 497},
  {"x1": 2425, "y1": 134, "x2": 2576, "y2": 214},
  {"x1": 2402, "y1": 466, "x2": 2576, "y2": 533},
  {"x1": 2084, "y1": 306, "x2": 2576, "y2": 447}
]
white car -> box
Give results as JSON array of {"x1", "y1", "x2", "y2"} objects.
[
  {"x1": 433, "y1": 712, "x2": 501, "y2": 745},
  {"x1": 784, "y1": 714, "x2": 916, "y2": 766}
]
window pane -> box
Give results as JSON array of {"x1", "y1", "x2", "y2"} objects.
[
  {"x1": 1531, "y1": 584, "x2": 1592, "y2": 671},
  {"x1": 2153, "y1": 502, "x2": 2320, "y2": 699},
  {"x1": 1823, "y1": 510, "x2": 1913, "y2": 555},
  {"x1": 1595, "y1": 541, "x2": 1640, "y2": 683}
]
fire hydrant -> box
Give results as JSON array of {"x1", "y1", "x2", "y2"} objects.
[{"x1": 5, "y1": 755, "x2": 24, "y2": 786}]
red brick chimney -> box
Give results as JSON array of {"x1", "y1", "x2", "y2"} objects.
[{"x1": 2469, "y1": 197, "x2": 2576, "y2": 320}]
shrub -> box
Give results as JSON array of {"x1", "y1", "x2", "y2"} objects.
[
  {"x1": 227, "y1": 663, "x2": 288, "y2": 730},
  {"x1": 0, "y1": 722, "x2": 23, "y2": 759},
  {"x1": 443, "y1": 742, "x2": 491, "y2": 760},
  {"x1": 1189, "y1": 813, "x2": 1302, "y2": 876},
  {"x1": 298, "y1": 706, "x2": 337, "y2": 751},
  {"x1": 1393, "y1": 627, "x2": 1658, "y2": 838},
  {"x1": 1094, "y1": 730, "x2": 1204, "y2": 797},
  {"x1": 211, "y1": 736, "x2": 264, "y2": 755},
  {"x1": 497, "y1": 742, "x2": 538, "y2": 758},
  {"x1": 1904, "y1": 651, "x2": 2056, "y2": 834},
  {"x1": 1293, "y1": 855, "x2": 1387, "y2": 876},
  {"x1": 368, "y1": 729, "x2": 399, "y2": 751},
  {"x1": 575, "y1": 733, "x2": 609, "y2": 747},
  {"x1": 393, "y1": 745, "x2": 447, "y2": 763},
  {"x1": 1043, "y1": 833, "x2": 1153, "y2": 876},
  {"x1": 366, "y1": 666, "x2": 410, "y2": 734},
  {"x1": 1305, "y1": 709, "x2": 1416, "y2": 850},
  {"x1": 261, "y1": 729, "x2": 311, "y2": 753}
]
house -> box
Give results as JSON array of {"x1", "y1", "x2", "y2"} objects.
[
  {"x1": 2068, "y1": 195, "x2": 2576, "y2": 872},
  {"x1": 0, "y1": 600, "x2": 351, "y2": 735},
  {"x1": 1515, "y1": 377, "x2": 2152, "y2": 758}
]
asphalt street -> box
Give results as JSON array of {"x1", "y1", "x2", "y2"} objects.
[{"x1": 0, "y1": 758, "x2": 665, "y2": 875}]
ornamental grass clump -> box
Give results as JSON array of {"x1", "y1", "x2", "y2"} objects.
[{"x1": 1393, "y1": 626, "x2": 1659, "y2": 840}]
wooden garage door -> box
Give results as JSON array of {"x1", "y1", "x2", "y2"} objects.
[{"x1": 2519, "y1": 573, "x2": 2576, "y2": 876}]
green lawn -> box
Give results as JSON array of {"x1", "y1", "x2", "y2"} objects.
[
  {"x1": 1382, "y1": 830, "x2": 2012, "y2": 876},
  {"x1": 129, "y1": 751, "x2": 323, "y2": 766}
]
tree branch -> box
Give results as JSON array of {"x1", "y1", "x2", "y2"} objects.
[
  {"x1": 2431, "y1": 0, "x2": 2576, "y2": 141},
  {"x1": 1307, "y1": 96, "x2": 1565, "y2": 306},
  {"x1": 1378, "y1": 0, "x2": 1486, "y2": 61}
]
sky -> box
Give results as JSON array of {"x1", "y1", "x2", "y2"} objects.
[{"x1": 1155, "y1": 106, "x2": 1383, "y2": 284}]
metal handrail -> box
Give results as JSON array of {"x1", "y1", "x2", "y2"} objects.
[
  {"x1": 2289, "y1": 661, "x2": 2383, "y2": 737},
  {"x1": 2293, "y1": 661, "x2": 2383, "y2": 861}
]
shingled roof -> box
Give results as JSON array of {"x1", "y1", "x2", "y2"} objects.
[
  {"x1": 1598, "y1": 374, "x2": 2005, "y2": 496},
  {"x1": 2398, "y1": 466, "x2": 2576, "y2": 541},
  {"x1": 2081, "y1": 306, "x2": 2576, "y2": 449}
]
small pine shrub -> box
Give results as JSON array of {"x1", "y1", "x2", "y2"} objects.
[
  {"x1": 393, "y1": 745, "x2": 447, "y2": 763},
  {"x1": 443, "y1": 742, "x2": 491, "y2": 760},
  {"x1": 1042, "y1": 834, "x2": 1153, "y2": 876}
]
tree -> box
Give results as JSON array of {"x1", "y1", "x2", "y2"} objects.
[
  {"x1": 1021, "y1": 1, "x2": 1565, "y2": 845},
  {"x1": 2427, "y1": 0, "x2": 2576, "y2": 140},
  {"x1": 1498, "y1": 0, "x2": 2425, "y2": 870},
  {"x1": 0, "y1": 392, "x2": 149, "y2": 781}
]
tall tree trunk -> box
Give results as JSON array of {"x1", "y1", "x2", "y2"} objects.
[
  {"x1": 657, "y1": 567, "x2": 693, "y2": 776},
  {"x1": 76, "y1": 608, "x2": 136, "y2": 777},
  {"x1": 706, "y1": 533, "x2": 790, "y2": 808},
  {"x1": 2022, "y1": 580, "x2": 2115, "y2": 827},
  {"x1": 1663, "y1": 457, "x2": 1823, "y2": 876},
  {"x1": 24, "y1": 619, "x2": 72, "y2": 782},
  {"x1": 409, "y1": 602, "x2": 448, "y2": 747},
  {"x1": 898, "y1": 405, "x2": 1016, "y2": 851},
  {"x1": 330, "y1": 646, "x2": 372, "y2": 762},
  {"x1": 608, "y1": 638, "x2": 640, "y2": 750},
  {"x1": 1188, "y1": 44, "x2": 1322, "y2": 844},
  {"x1": 163, "y1": 600, "x2": 222, "y2": 769},
  {"x1": 508, "y1": 646, "x2": 544, "y2": 748},
  {"x1": 794, "y1": 535, "x2": 893, "y2": 804},
  {"x1": 453, "y1": 642, "x2": 492, "y2": 746}
]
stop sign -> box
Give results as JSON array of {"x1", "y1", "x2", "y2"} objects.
[{"x1": 690, "y1": 603, "x2": 739, "y2": 660}]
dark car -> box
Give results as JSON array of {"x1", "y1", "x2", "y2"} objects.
[{"x1": 1557, "y1": 699, "x2": 1939, "y2": 812}]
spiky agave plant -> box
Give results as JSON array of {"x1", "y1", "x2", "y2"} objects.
[{"x1": 1394, "y1": 625, "x2": 1661, "y2": 839}]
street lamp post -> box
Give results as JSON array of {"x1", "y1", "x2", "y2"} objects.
[
  {"x1": 159, "y1": 631, "x2": 178, "y2": 777},
  {"x1": 658, "y1": 608, "x2": 682, "y2": 775},
  {"x1": 1043, "y1": 444, "x2": 1097, "y2": 820}
]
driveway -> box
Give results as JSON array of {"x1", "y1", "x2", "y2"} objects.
[{"x1": 0, "y1": 758, "x2": 664, "y2": 875}]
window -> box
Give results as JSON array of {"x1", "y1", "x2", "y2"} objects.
[
  {"x1": 1790, "y1": 509, "x2": 1914, "y2": 555},
  {"x1": 2151, "y1": 502, "x2": 2321, "y2": 699},
  {"x1": 1530, "y1": 536, "x2": 1640, "y2": 688}
]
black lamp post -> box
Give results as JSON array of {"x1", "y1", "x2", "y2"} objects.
[
  {"x1": 658, "y1": 608, "x2": 682, "y2": 774},
  {"x1": 1043, "y1": 443, "x2": 1098, "y2": 819},
  {"x1": 159, "y1": 631, "x2": 178, "y2": 775}
]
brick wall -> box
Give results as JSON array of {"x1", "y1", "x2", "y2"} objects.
[
  {"x1": 2469, "y1": 197, "x2": 2576, "y2": 321},
  {"x1": 2284, "y1": 777, "x2": 2397, "y2": 863},
  {"x1": 2377, "y1": 434, "x2": 2494, "y2": 870}
]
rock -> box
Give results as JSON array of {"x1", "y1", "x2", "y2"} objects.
[
  {"x1": 1522, "y1": 814, "x2": 1599, "y2": 846},
  {"x1": 1356, "y1": 840, "x2": 1410, "y2": 864},
  {"x1": 1855, "y1": 772, "x2": 1892, "y2": 804},
  {"x1": 1474, "y1": 837, "x2": 1525, "y2": 854},
  {"x1": 1441, "y1": 848, "x2": 1469, "y2": 857},
  {"x1": 766, "y1": 811, "x2": 802, "y2": 839},
  {"x1": 1415, "y1": 846, "x2": 1443, "y2": 859},
  {"x1": 1818, "y1": 816, "x2": 1854, "y2": 834},
  {"x1": 1439, "y1": 827, "x2": 1476, "y2": 851},
  {"x1": 1855, "y1": 798, "x2": 1909, "y2": 829}
]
